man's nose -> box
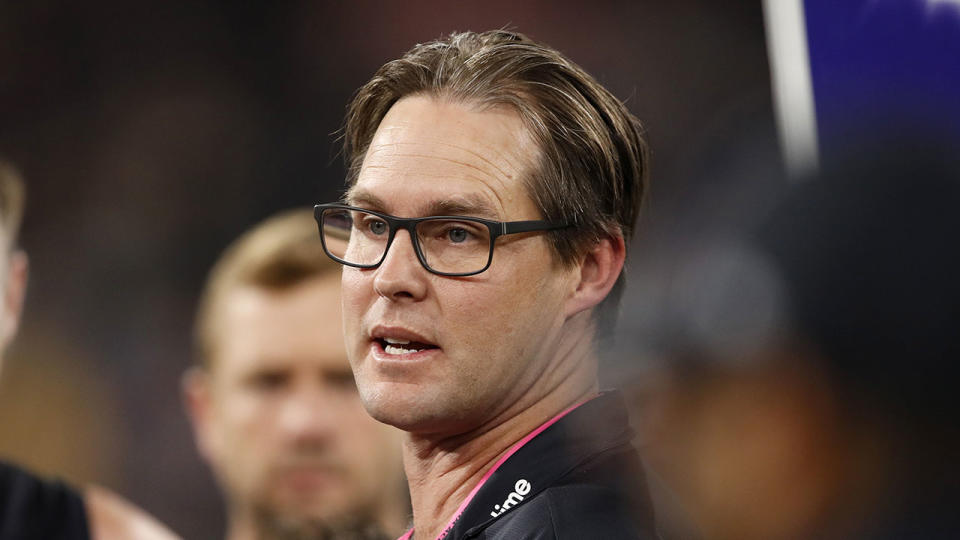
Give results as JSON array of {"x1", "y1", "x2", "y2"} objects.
[
  {"x1": 278, "y1": 387, "x2": 337, "y2": 443},
  {"x1": 373, "y1": 228, "x2": 428, "y2": 301}
]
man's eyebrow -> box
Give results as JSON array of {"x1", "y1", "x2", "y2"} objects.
[
  {"x1": 426, "y1": 196, "x2": 500, "y2": 219},
  {"x1": 344, "y1": 189, "x2": 387, "y2": 211},
  {"x1": 346, "y1": 189, "x2": 501, "y2": 219}
]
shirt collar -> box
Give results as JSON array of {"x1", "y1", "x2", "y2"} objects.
[{"x1": 397, "y1": 390, "x2": 635, "y2": 540}]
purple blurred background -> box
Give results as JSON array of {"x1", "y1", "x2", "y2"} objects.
[{"x1": 0, "y1": 2, "x2": 774, "y2": 537}]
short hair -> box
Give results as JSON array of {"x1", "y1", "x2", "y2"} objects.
[
  {"x1": 194, "y1": 209, "x2": 340, "y2": 367},
  {"x1": 0, "y1": 159, "x2": 26, "y2": 248},
  {"x1": 344, "y1": 30, "x2": 649, "y2": 333}
]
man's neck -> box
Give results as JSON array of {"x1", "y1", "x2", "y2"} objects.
[{"x1": 401, "y1": 356, "x2": 599, "y2": 540}]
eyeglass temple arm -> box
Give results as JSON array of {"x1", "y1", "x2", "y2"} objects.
[{"x1": 501, "y1": 220, "x2": 570, "y2": 235}]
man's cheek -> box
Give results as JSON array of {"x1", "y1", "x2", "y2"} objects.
[{"x1": 340, "y1": 268, "x2": 367, "y2": 300}]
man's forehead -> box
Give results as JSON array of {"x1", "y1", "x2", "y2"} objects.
[
  {"x1": 364, "y1": 95, "x2": 538, "y2": 169},
  {"x1": 347, "y1": 96, "x2": 541, "y2": 219}
]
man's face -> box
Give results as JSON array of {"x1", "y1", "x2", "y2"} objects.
[
  {"x1": 342, "y1": 95, "x2": 579, "y2": 436},
  {"x1": 191, "y1": 275, "x2": 403, "y2": 529}
]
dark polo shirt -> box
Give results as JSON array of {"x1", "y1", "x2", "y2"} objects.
[
  {"x1": 0, "y1": 461, "x2": 89, "y2": 540},
  {"x1": 399, "y1": 391, "x2": 656, "y2": 539}
]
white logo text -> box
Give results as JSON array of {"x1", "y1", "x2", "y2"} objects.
[{"x1": 490, "y1": 479, "x2": 532, "y2": 518}]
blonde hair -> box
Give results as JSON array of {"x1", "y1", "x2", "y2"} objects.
[{"x1": 194, "y1": 209, "x2": 339, "y2": 366}]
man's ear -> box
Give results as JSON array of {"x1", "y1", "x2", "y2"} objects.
[
  {"x1": 1, "y1": 250, "x2": 29, "y2": 351},
  {"x1": 182, "y1": 366, "x2": 217, "y2": 462},
  {"x1": 564, "y1": 234, "x2": 626, "y2": 318}
]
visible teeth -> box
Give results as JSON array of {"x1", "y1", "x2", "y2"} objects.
[
  {"x1": 385, "y1": 345, "x2": 423, "y2": 355},
  {"x1": 384, "y1": 338, "x2": 411, "y2": 345}
]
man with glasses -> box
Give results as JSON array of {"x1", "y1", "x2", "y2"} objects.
[{"x1": 316, "y1": 30, "x2": 655, "y2": 539}]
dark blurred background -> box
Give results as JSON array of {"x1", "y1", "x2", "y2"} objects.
[{"x1": 0, "y1": 1, "x2": 775, "y2": 537}]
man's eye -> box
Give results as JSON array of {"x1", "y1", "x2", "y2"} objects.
[
  {"x1": 367, "y1": 219, "x2": 388, "y2": 235},
  {"x1": 246, "y1": 370, "x2": 289, "y2": 391},
  {"x1": 448, "y1": 227, "x2": 469, "y2": 243},
  {"x1": 433, "y1": 222, "x2": 482, "y2": 244}
]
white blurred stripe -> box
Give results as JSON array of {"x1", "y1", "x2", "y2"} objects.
[
  {"x1": 926, "y1": 0, "x2": 960, "y2": 13},
  {"x1": 763, "y1": 0, "x2": 819, "y2": 178}
]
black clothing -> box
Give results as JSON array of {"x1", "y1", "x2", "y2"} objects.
[
  {"x1": 862, "y1": 481, "x2": 960, "y2": 540},
  {"x1": 0, "y1": 460, "x2": 90, "y2": 540},
  {"x1": 416, "y1": 391, "x2": 656, "y2": 539}
]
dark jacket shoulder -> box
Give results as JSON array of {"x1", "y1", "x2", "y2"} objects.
[
  {"x1": 465, "y1": 394, "x2": 656, "y2": 539},
  {"x1": 479, "y1": 482, "x2": 655, "y2": 540},
  {"x1": 0, "y1": 460, "x2": 90, "y2": 540}
]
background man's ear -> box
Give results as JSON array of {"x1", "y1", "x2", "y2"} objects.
[
  {"x1": 181, "y1": 366, "x2": 217, "y2": 462},
  {"x1": 564, "y1": 234, "x2": 626, "y2": 318},
  {"x1": 1, "y1": 250, "x2": 29, "y2": 351}
]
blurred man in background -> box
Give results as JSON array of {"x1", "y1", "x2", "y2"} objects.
[
  {"x1": 317, "y1": 30, "x2": 655, "y2": 539},
  {"x1": 184, "y1": 209, "x2": 408, "y2": 540},
  {"x1": 0, "y1": 159, "x2": 178, "y2": 539},
  {"x1": 640, "y1": 138, "x2": 960, "y2": 539}
]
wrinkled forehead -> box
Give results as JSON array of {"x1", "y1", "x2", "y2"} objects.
[{"x1": 347, "y1": 95, "x2": 542, "y2": 220}]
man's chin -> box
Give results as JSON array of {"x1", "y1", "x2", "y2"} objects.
[
  {"x1": 361, "y1": 393, "x2": 483, "y2": 437},
  {"x1": 357, "y1": 381, "x2": 415, "y2": 425},
  {"x1": 358, "y1": 388, "x2": 438, "y2": 432}
]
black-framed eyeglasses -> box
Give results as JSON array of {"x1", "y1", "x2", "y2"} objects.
[{"x1": 314, "y1": 203, "x2": 569, "y2": 277}]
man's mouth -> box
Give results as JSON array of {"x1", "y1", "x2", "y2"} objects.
[
  {"x1": 376, "y1": 337, "x2": 439, "y2": 356},
  {"x1": 272, "y1": 463, "x2": 345, "y2": 495},
  {"x1": 368, "y1": 325, "x2": 441, "y2": 359}
]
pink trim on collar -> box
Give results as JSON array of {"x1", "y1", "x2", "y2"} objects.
[{"x1": 395, "y1": 396, "x2": 597, "y2": 540}]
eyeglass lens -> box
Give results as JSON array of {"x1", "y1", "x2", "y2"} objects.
[{"x1": 320, "y1": 208, "x2": 492, "y2": 274}]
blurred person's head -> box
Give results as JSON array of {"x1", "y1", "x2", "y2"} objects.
[
  {"x1": 324, "y1": 29, "x2": 647, "y2": 435},
  {"x1": 642, "y1": 136, "x2": 960, "y2": 539},
  {"x1": 185, "y1": 210, "x2": 407, "y2": 540},
  {"x1": 0, "y1": 160, "x2": 28, "y2": 369}
]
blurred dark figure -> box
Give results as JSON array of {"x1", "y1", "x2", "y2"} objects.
[
  {"x1": 183, "y1": 210, "x2": 408, "y2": 540},
  {"x1": 0, "y1": 160, "x2": 179, "y2": 539},
  {"x1": 641, "y1": 137, "x2": 960, "y2": 539}
]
